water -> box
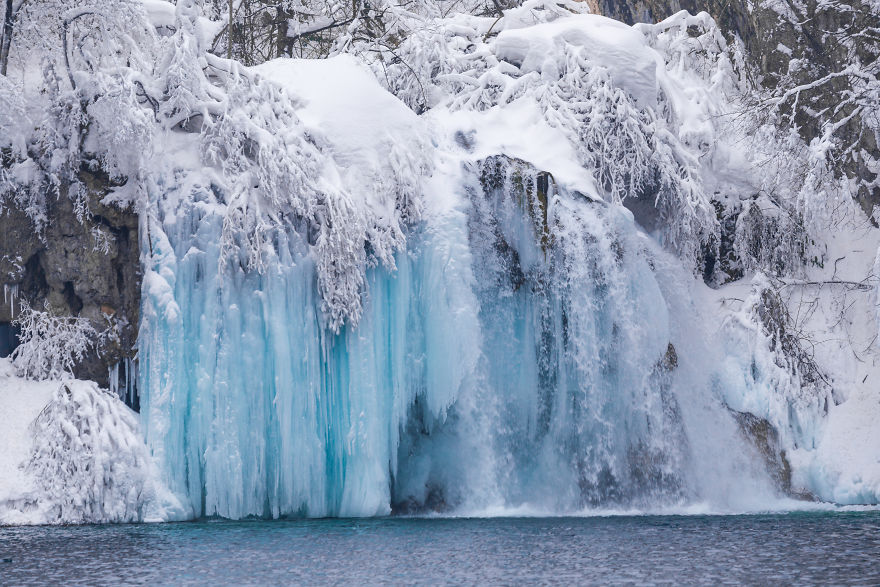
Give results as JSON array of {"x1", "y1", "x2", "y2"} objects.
[{"x1": 2, "y1": 512, "x2": 879, "y2": 585}]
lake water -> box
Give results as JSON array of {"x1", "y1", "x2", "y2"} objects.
[{"x1": 1, "y1": 512, "x2": 879, "y2": 585}]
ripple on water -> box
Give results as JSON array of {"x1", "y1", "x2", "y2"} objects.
[{"x1": 1, "y1": 512, "x2": 879, "y2": 585}]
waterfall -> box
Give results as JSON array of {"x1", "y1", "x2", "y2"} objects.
[
  {"x1": 137, "y1": 145, "x2": 783, "y2": 518},
  {"x1": 131, "y1": 37, "x2": 805, "y2": 518}
]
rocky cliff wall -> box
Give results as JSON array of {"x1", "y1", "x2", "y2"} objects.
[{"x1": 0, "y1": 170, "x2": 139, "y2": 387}]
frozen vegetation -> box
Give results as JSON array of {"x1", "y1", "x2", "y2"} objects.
[
  {"x1": 0, "y1": 359, "x2": 182, "y2": 524},
  {"x1": 0, "y1": 0, "x2": 878, "y2": 523}
]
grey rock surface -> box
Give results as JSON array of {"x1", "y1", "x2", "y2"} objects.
[{"x1": 0, "y1": 169, "x2": 140, "y2": 387}]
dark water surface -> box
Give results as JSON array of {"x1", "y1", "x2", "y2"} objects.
[{"x1": 1, "y1": 512, "x2": 879, "y2": 585}]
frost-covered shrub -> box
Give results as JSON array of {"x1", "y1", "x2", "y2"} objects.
[
  {"x1": 85, "y1": 74, "x2": 155, "y2": 182},
  {"x1": 157, "y1": 0, "x2": 214, "y2": 126},
  {"x1": 734, "y1": 197, "x2": 811, "y2": 277},
  {"x1": 379, "y1": 0, "x2": 590, "y2": 112},
  {"x1": 26, "y1": 381, "x2": 155, "y2": 523},
  {"x1": 0, "y1": 75, "x2": 42, "y2": 221},
  {"x1": 635, "y1": 10, "x2": 744, "y2": 95},
  {"x1": 11, "y1": 301, "x2": 98, "y2": 380},
  {"x1": 380, "y1": 3, "x2": 720, "y2": 266},
  {"x1": 749, "y1": 277, "x2": 832, "y2": 408}
]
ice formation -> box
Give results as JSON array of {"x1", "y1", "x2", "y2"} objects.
[{"x1": 134, "y1": 12, "x2": 877, "y2": 517}]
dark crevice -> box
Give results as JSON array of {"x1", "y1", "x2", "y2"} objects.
[
  {"x1": 0, "y1": 321, "x2": 20, "y2": 357},
  {"x1": 62, "y1": 281, "x2": 83, "y2": 314}
]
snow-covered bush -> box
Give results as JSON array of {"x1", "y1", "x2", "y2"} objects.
[
  {"x1": 9, "y1": 0, "x2": 152, "y2": 73},
  {"x1": 0, "y1": 74, "x2": 42, "y2": 221},
  {"x1": 26, "y1": 380, "x2": 156, "y2": 523},
  {"x1": 11, "y1": 301, "x2": 99, "y2": 380},
  {"x1": 204, "y1": 0, "x2": 510, "y2": 64},
  {"x1": 733, "y1": 197, "x2": 811, "y2": 278},
  {"x1": 380, "y1": 2, "x2": 720, "y2": 266}
]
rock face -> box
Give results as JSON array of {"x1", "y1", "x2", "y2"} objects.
[
  {"x1": 731, "y1": 409, "x2": 815, "y2": 500},
  {"x1": 0, "y1": 170, "x2": 140, "y2": 387},
  {"x1": 595, "y1": 0, "x2": 879, "y2": 215}
]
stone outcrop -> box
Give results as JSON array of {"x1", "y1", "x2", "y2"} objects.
[
  {"x1": 731, "y1": 409, "x2": 814, "y2": 500},
  {"x1": 0, "y1": 169, "x2": 140, "y2": 387}
]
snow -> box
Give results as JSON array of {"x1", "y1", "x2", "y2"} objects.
[
  {"x1": 494, "y1": 15, "x2": 662, "y2": 109},
  {"x1": 702, "y1": 208, "x2": 880, "y2": 505},
  {"x1": 142, "y1": 0, "x2": 176, "y2": 29},
  {"x1": 432, "y1": 101, "x2": 598, "y2": 196},
  {"x1": 0, "y1": 359, "x2": 56, "y2": 522},
  {"x1": 785, "y1": 216, "x2": 880, "y2": 504},
  {"x1": 0, "y1": 359, "x2": 182, "y2": 524}
]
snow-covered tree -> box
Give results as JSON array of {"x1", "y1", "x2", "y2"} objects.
[
  {"x1": 11, "y1": 300, "x2": 99, "y2": 380},
  {"x1": 0, "y1": 0, "x2": 157, "y2": 230},
  {"x1": 750, "y1": 0, "x2": 880, "y2": 220},
  {"x1": 204, "y1": 0, "x2": 512, "y2": 63}
]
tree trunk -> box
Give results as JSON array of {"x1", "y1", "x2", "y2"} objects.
[
  {"x1": 227, "y1": 0, "x2": 233, "y2": 59},
  {"x1": 0, "y1": 0, "x2": 15, "y2": 76},
  {"x1": 276, "y1": 6, "x2": 289, "y2": 58}
]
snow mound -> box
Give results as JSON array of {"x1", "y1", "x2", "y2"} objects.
[
  {"x1": 0, "y1": 359, "x2": 182, "y2": 525},
  {"x1": 494, "y1": 15, "x2": 661, "y2": 109}
]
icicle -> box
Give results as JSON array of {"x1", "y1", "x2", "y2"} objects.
[
  {"x1": 109, "y1": 358, "x2": 139, "y2": 409},
  {"x1": 109, "y1": 362, "x2": 119, "y2": 398},
  {"x1": 3, "y1": 283, "x2": 18, "y2": 317}
]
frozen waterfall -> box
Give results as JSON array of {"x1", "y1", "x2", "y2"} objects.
[
  {"x1": 138, "y1": 147, "x2": 779, "y2": 518},
  {"x1": 134, "y1": 31, "x2": 814, "y2": 519}
]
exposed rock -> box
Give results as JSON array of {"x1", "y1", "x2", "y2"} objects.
[
  {"x1": 731, "y1": 409, "x2": 814, "y2": 500},
  {"x1": 624, "y1": 340, "x2": 689, "y2": 504},
  {"x1": 0, "y1": 169, "x2": 140, "y2": 388},
  {"x1": 660, "y1": 341, "x2": 678, "y2": 371},
  {"x1": 478, "y1": 155, "x2": 554, "y2": 252}
]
